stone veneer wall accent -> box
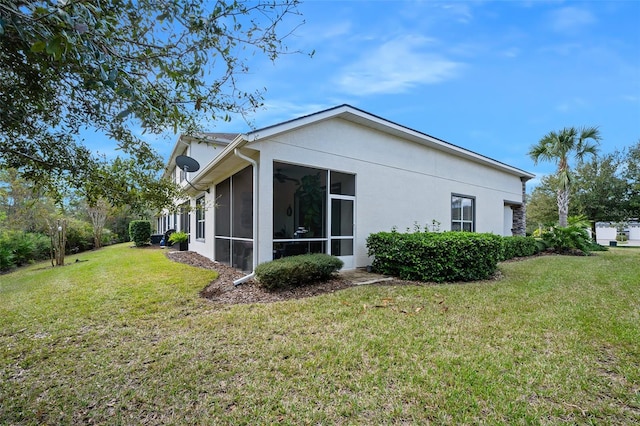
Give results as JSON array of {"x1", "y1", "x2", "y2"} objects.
[{"x1": 510, "y1": 178, "x2": 528, "y2": 236}]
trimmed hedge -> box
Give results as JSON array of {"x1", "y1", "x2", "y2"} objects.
[
  {"x1": 500, "y1": 236, "x2": 539, "y2": 261},
  {"x1": 255, "y1": 254, "x2": 344, "y2": 290},
  {"x1": 367, "y1": 231, "x2": 504, "y2": 282},
  {"x1": 128, "y1": 220, "x2": 151, "y2": 247}
]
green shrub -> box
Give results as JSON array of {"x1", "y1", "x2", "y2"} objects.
[
  {"x1": 364, "y1": 231, "x2": 404, "y2": 277},
  {"x1": 589, "y1": 242, "x2": 608, "y2": 252},
  {"x1": 128, "y1": 220, "x2": 151, "y2": 247},
  {"x1": 8, "y1": 231, "x2": 35, "y2": 266},
  {"x1": 534, "y1": 238, "x2": 549, "y2": 253},
  {"x1": 0, "y1": 231, "x2": 51, "y2": 271},
  {"x1": 541, "y1": 226, "x2": 592, "y2": 255},
  {"x1": 168, "y1": 231, "x2": 189, "y2": 245},
  {"x1": 367, "y1": 231, "x2": 503, "y2": 282},
  {"x1": 0, "y1": 244, "x2": 15, "y2": 272},
  {"x1": 500, "y1": 236, "x2": 539, "y2": 261},
  {"x1": 65, "y1": 218, "x2": 95, "y2": 253},
  {"x1": 30, "y1": 233, "x2": 51, "y2": 260},
  {"x1": 255, "y1": 254, "x2": 344, "y2": 290},
  {"x1": 101, "y1": 229, "x2": 117, "y2": 247}
]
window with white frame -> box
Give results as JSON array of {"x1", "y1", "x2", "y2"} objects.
[
  {"x1": 451, "y1": 194, "x2": 475, "y2": 232},
  {"x1": 195, "y1": 196, "x2": 205, "y2": 239},
  {"x1": 272, "y1": 162, "x2": 355, "y2": 261}
]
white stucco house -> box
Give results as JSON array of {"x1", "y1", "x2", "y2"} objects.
[{"x1": 158, "y1": 105, "x2": 534, "y2": 282}]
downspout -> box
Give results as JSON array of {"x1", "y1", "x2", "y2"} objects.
[{"x1": 233, "y1": 148, "x2": 259, "y2": 286}]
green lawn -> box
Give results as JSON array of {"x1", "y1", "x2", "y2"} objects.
[{"x1": 1, "y1": 244, "x2": 639, "y2": 425}]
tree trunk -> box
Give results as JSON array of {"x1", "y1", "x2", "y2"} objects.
[
  {"x1": 49, "y1": 219, "x2": 67, "y2": 266},
  {"x1": 557, "y1": 188, "x2": 569, "y2": 227},
  {"x1": 88, "y1": 199, "x2": 108, "y2": 249}
]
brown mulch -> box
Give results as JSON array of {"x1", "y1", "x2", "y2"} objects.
[
  {"x1": 163, "y1": 248, "x2": 539, "y2": 305},
  {"x1": 165, "y1": 250, "x2": 355, "y2": 304}
]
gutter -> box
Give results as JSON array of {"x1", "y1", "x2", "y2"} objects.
[{"x1": 232, "y1": 148, "x2": 259, "y2": 287}]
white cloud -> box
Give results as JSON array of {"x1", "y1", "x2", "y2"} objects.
[
  {"x1": 336, "y1": 35, "x2": 462, "y2": 96},
  {"x1": 539, "y1": 42, "x2": 583, "y2": 56},
  {"x1": 621, "y1": 94, "x2": 639, "y2": 103},
  {"x1": 320, "y1": 21, "x2": 353, "y2": 39},
  {"x1": 555, "y1": 97, "x2": 589, "y2": 113},
  {"x1": 549, "y1": 6, "x2": 596, "y2": 34},
  {"x1": 502, "y1": 47, "x2": 520, "y2": 58},
  {"x1": 441, "y1": 3, "x2": 474, "y2": 24}
]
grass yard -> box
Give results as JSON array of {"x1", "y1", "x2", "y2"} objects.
[{"x1": 1, "y1": 243, "x2": 639, "y2": 425}]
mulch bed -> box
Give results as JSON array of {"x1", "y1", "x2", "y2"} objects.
[
  {"x1": 164, "y1": 248, "x2": 549, "y2": 305},
  {"x1": 165, "y1": 250, "x2": 355, "y2": 304}
]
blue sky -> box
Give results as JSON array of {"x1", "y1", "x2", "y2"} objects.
[{"x1": 144, "y1": 0, "x2": 640, "y2": 188}]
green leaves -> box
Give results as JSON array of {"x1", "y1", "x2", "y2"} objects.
[
  {"x1": 529, "y1": 126, "x2": 602, "y2": 226},
  {"x1": 367, "y1": 231, "x2": 504, "y2": 282},
  {"x1": 1, "y1": 0, "x2": 304, "y2": 206},
  {"x1": 541, "y1": 225, "x2": 593, "y2": 255},
  {"x1": 45, "y1": 35, "x2": 66, "y2": 60},
  {"x1": 30, "y1": 40, "x2": 46, "y2": 53},
  {"x1": 255, "y1": 254, "x2": 344, "y2": 289}
]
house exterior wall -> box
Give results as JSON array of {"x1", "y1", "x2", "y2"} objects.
[
  {"x1": 248, "y1": 118, "x2": 526, "y2": 268},
  {"x1": 187, "y1": 190, "x2": 215, "y2": 259},
  {"x1": 185, "y1": 142, "x2": 227, "y2": 181}
]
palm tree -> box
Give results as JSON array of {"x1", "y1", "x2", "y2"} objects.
[{"x1": 529, "y1": 126, "x2": 601, "y2": 227}]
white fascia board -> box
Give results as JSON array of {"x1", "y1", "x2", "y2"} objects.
[
  {"x1": 245, "y1": 105, "x2": 353, "y2": 141},
  {"x1": 162, "y1": 133, "x2": 235, "y2": 181},
  {"x1": 188, "y1": 133, "x2": 249, "y2": 186}
]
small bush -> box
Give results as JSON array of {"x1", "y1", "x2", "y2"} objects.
[
  {"x1": 255, "y1": 254, "x2": 343, "y2": 290},
  {"x1": 65, "y1": 218, "x2": 95, "y2": 253},
  {"x1": 541, "y1": 226, "x2": 592, "y2": 255},
  {"x1": 101, "y1": 229, "x2": 117, "y2": 247},
  {"x1": 129, "y1": 220, "x2": 152, "y2": 247},
  {"x1": 501, "y1": 236, "x2": 539, "y2": 261},
  {"x1": 168, "y1": 231, "x2": 189, "y2": 245}
]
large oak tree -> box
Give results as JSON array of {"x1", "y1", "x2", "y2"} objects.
[{"x1": 0, "y1": 0, "x2": 302, "y2": 207}]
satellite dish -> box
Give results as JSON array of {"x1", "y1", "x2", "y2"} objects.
[
  {"x1": 175, "y1": 155, "x2": 209, "y2": 193},
  {"x1": 176, "y1": 155, "x2": 201, "y2": 173}
]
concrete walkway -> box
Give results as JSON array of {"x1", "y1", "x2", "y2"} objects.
[{"x1": 339, "y1": 268, "x2": 394, "y2": 286}]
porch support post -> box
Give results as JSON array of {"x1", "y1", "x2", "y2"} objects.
[{"x1": 233, "y1": 148, "x2": 259, "y2": 286}]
